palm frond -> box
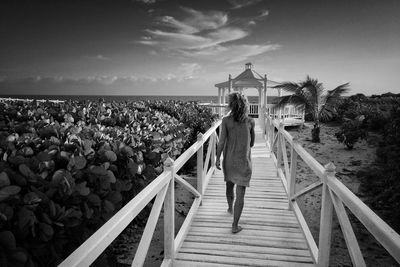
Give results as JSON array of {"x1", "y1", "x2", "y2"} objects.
[
  {"x1": 272, "y1": 82, "x2": 300, "y2": 93},
  {"x1": 300, "y1": 76, "x2": 324, "y2": 115},
  {"x1": 319, "y1": 82, "x2": 350, "y2": 121},
  {"x1": 325, "y1": 82, "x2": 350, "y2": 106}
]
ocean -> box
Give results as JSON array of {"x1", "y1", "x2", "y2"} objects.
[{"x1": 0, "y1": 95, "x2": 276, "y2": 103}]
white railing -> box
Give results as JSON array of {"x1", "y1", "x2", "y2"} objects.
[
  {"x1": 249, "y1": 103, "x2": 258, "y2": 116},
  {"x1": 59, "y1": 120, "x2": 222, "y2": 267},
  {"x1": 200, "y1": 103, "x2": 304, "y2": 122},
  {"x1": 267, "y1": 104, "x2": 305, "y2": 121},
  {"x1": 264, "y1": 116, "x2": 400, "y2": 266}
]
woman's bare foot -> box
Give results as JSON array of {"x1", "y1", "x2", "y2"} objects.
[
  {"x1": 232, "y1": 225, "x2": 243, "y2": 234},
  {"x1": 227, "y1": 208, "x2": 233, "y2": 215}
]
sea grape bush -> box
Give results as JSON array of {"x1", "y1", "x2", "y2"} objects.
[
  {"x1": 360, "y1": 106, "x2": 400, "y2": 231},
  {"x1": 146, "y1": 100, "x2": 218, "y2": 149},
  {"x1": 335, "y1": 116, "x2": 367, "y2": 150},
  {"x1": 337, "y1": 93, "x2": 397, "y2": 131},
  {"x1": 0, "y1": 98, "x2": 215, "y2": 266}
]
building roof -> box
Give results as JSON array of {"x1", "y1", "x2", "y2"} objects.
[{"x1": 215, "y1": 63, "x2": 281, "y2": 89}]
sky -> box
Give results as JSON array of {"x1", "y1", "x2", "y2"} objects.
[{"x1": 0, "y1": 0, "x2": 399, "y2": 96}]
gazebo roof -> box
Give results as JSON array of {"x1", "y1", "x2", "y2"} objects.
[{"x1": 215, "y1": 63, "x2": 280, "y2": 89}]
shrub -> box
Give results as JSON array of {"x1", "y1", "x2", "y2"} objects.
[
  {"x1": 360, "y1": 106, "x2": 400, "y2": 231},
  {"x1": 335, "y1": 116, "x2": 367, "y2": 149}
]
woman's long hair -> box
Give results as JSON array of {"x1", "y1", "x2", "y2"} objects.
[{"x1": 228, "y1": 92, "x2": 249, "y2": 122}]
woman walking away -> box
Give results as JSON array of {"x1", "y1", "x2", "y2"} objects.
[{"x1": 216, "y1": 92, "x2": 255, "y2": 234}]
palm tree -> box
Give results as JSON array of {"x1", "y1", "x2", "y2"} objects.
[{"x1": 273, "y1": 76, "x2": 350, "y2": 142}]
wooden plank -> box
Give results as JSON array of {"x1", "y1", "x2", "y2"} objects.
[
  {"x1": 187, "y1": 231, "x2": 305, "y2": 243},
  {"x1": 183, "y1": 235, "x2": 308, "y2": 250},
  {"x1": 190, "y1": 221, "x2": 302, "y2": 234},
  {"x1": 175, "y1": 253, "x2": 315, "y2": 267},
  {"x1": 189, "y1": 226, "x2": 304, "y2": 239},
  {"x1": 175, "y1": 260, "x2": 237, "y2": 267},
  {"x1": 181, "y1": 241, "x2": 311, "y2": 257},
  {"x1": 178, "y1": 247, "x2": 313, "y2": 263}
]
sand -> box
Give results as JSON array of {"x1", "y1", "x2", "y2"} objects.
[{"x1": 111, "y1": 122, "x2": 398, "y2": 266}]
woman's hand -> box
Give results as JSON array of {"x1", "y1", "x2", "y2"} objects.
[{"x1": 216, "y1": 159, "x2": 221, "y2": 170}]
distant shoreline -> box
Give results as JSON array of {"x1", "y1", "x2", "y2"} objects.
[{"x1": 0, "y1": 94, "x2": 279, "y2": 104}]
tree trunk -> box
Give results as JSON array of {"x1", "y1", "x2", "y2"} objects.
[{"x1": 311, "y1": 122, "x2": 320, "y2": 143}]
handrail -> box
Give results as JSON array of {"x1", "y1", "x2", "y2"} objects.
[
  {"x1": 264, "y1": 115, "x2": 400, "y2": 266},
  {"x1": 59, "y1": 119, "x2": 222, "y2": 267}
]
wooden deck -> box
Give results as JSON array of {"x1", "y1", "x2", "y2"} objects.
[{"x1": 174, "y1": 123, "x2": 315, "y2": 266}]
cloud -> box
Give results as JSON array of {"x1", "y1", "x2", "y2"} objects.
[
  {"x1": 183, "y1": 44, "x2": 280, "y2": 63},
  {"x1": 134, "y1": 0, "x2": 157, "y2": 4},
  {"x1": 228, "y1": 0, "x2": 262, "y2": 9},
  {"x1": 260, "y1": 9, "x2": 269, "y2": 17},
  {"x1": 158, "y1": 8, "x2": 227, "y2": 34},
  {"x1": 142, "y1": 26, "x2": 248, "y2": 51},
  {"x1": 85, "y1": 55, "x2": 110, "y2": 61},
  {"x1": 138, "y1": 6, "x2": 279, "y2": 64},
  {"x1": 179, "y1": 8, "x2": 228, "y2": 32}
]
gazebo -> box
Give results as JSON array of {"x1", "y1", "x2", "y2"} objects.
[{"x1": 214, "y1": 62, "x2": 281, "y2": 118}]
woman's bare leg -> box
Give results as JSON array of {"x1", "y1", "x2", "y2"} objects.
[
  {"x1": 232, "y1": 185, "x2": 246, "y2": 233},
  {"x1": 226, "y1": 181, "x2": 234, "y2": 214}
]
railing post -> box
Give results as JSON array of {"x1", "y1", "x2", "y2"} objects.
[
  {"x1": 269, "y1": 118, "x2": 274, "y2": 153},
  {"x1": 163, "y1": 157, "x2": 175, "y2": 265},
  {"x1": 197, "y1": 133, "x2": 204, "y2": 199},
  {"x1": 276, "y1": 122, "x2": 284, "y2": 175},
  {"x1": 210, "y1": 133, "x2": 216, "y2": 169},
  {"x1": 288, "y1": 137, "x2": 298, "y2": 210},
  {"x1": 317, "y1": 162, "x2": 335, "y2": 267}
]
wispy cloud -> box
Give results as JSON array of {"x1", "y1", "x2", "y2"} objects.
[
  {"x1": 134, "y1": 0, "x2": 157, "y2": 4},
  {"x1": 228, "y1": 0, "x2": 262, "y2": 9},
  {"x1": 85, "y1": 55, "x2": 110, "y2": 61},
  {"x1": 138, "y1": 6, "x2": 279, "y2": 64},
  {"x1": 260, "y1": 9, "x2": 269, "y2": 17},
  {"x1": 182, "y1": 44, "x2": 280, "y2": 64}
]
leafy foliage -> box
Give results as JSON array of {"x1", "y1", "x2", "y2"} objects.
[
  {"x1": 359, "y1": 106, "x2": 400, "y2": 231},
  {"x1": 0, "y1": 98, "x2": 215, "y2": 266},
  {"x1": 335, "y1": 116, "x2": 367, "y2": 149},
  {"x1": 337, "y1": 93, "x2": 396, "y2": 131}
]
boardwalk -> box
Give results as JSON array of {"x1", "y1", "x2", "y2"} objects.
[{"x1": 174, "y1": 122, "x2": 315, "y2": 266}]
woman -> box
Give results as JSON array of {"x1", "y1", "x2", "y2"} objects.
[{"x1": 216, "y1": 92, "x2": 255, "y2": 234}]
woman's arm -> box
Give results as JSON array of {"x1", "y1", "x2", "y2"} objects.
[
  {"x1": 216, "y1": 118, "x2": 227, "y2": 169},
  {"x1": 250, "y1": 118, "x2": 255, "y2": 148}
]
